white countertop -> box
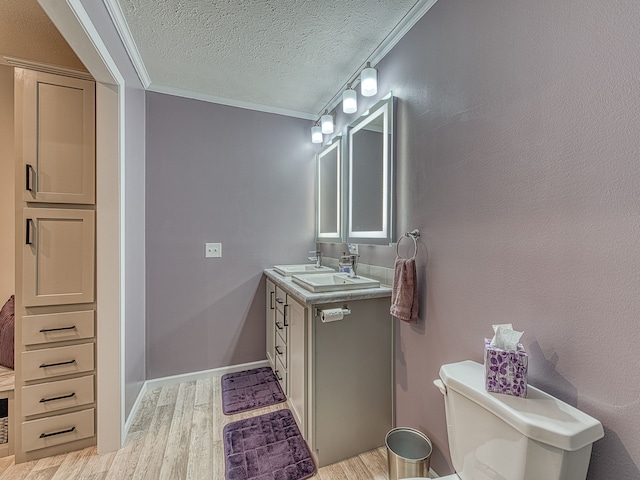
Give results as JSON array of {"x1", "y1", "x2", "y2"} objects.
[{"x1": 264, "y1": 269, "x2": 392, "y2": 306}]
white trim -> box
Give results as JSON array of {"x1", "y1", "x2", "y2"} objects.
[
  {"x1": 368, "y1": 0, "x2": 439, "y2": 68},
  {"x1": 123, "y1": 381, "x2": 148, "y2": 435},
  {"x1": 319, "y1": 0, "x2": 439, "y2": 115},
  {"x1": 2, "y1": 56, "x2": 93, "y2": 80},
  {"x1": 145, "y1": 360, "x2": 270, "y2": 391},
  {"x1": 147, "y1": 83, "x2": 317, "y2": 120},
  {"x1": 39, "y1": 0, "x2": 128, "y2": 452},
  {"x1": 429, "y1": 467, "x2": 441, "y2": 477},
  {"x1": 103, "y1": 0, "x2": 151, "y2": 88}
]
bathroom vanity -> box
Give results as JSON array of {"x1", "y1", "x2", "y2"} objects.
[{"x1": 264, "y1": 269, "x2": 393, "y2": 467}]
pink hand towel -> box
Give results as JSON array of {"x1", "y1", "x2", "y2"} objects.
[{"x1": 390, "y1": 258, "x2": 418, "y2": 323}]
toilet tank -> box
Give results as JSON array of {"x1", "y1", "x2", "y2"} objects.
[{"x1": 438, "y1": 361, "x2": 604, "y2": 480}]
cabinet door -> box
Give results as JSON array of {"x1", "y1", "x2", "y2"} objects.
[
  {"x1": 266, "y1": 279, "x2": 276, "y2": 369},
  {"x1": 22, "y1": 208, "x2": 95, "y2": 306},
  {"x1": 17, "y1": 69, "x2": 95, "y2": 204},
  {"x1": 287, "y1": 295, "x2": 306, "y2": 436}
]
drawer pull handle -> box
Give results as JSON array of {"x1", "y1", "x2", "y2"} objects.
[
  {"x1": 40, "y1": 392, "x2": 76, "y2": 403},
  {"x1": 275, "y1": 321, "x2": 283, "y2": 330},
  {"x1": 26, "y1": 164, "x2": 35, "y2": 192},
  {"x1": 276, "y1": 298, "x2": 284, "y2": 304},
  {"x1": 40, "y1": 359, "x2": 76, "y2": 368},
  {"x1": 26, "y1": 218, "x2": 34, "y2": 245},
  {"x1": 270, "y1": 291, "x2": 275, "y2": 310},
  {"x1": 275, "y1": 346, "x2": 283, "y2": 355},
  {"x1": 39, "y1": 426, "x2": 76, "y2": 439},
  {"x1": 39, "y1": 325, "x2": 77, "y2": 333},
  {"x1": 283, "y1": 304, "x2": 289, "y2": 327},
  {"x1": 275, "y1": 371, "x2": 283, "y2": 381}
]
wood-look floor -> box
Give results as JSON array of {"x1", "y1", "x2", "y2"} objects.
[{"x1": 0, "y1": 375, "x2": 390, "y2": 479}]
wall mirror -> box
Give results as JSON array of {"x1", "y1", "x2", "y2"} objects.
[
  {"x1": 316, "y1": 137, "x2": 343, "y2": 242},
  {"x1": 347, "y1": 93, "x2": 395, "y2": 245}
]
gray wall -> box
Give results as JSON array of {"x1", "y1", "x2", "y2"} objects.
[
  {"x1": 324, "y1": 0, "x2": 640, "y2": 477},
  {"x1": 145, "y1": 92, "x2": 315, "y2": 379},
  {"x1": 79, "y1": 0, "x2": 147, "y2": 421}
]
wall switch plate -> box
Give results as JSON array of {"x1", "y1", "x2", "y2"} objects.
[{"x1": 205, "y1": 243, "x2": 222, "y2": 258}]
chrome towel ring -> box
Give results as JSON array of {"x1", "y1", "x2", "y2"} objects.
[{"x1": 396, "y1": 229, "x2": 420, "y2": 260}]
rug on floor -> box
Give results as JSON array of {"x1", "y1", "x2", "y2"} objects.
[
  {"x1": 221, "y1": 367, "x2": 286, "y2": 415},
  {"x1": 223, "y1": 409, "x2": 316, "y2": 480}
]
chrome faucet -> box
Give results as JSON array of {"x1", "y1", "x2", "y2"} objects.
[
  {"x1": 308, "y1": 250, "x2": 322, "y2": 268},
  {"x1": 348, "y1": 254, "x2": 359, "y2": 278}
]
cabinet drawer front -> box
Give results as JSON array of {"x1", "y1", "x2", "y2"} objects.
[
  {"x1": 22, "y1": 343, "x2": 94, "y2": 381},
  {"x1": 23, "y1": 311, "x2": 94, "y2": 345},
  {"x1": 275, "y1": 287, "x2": 287, "y2": 313},
  {"x1": 275, "y1": 308, "x2": 288, "y2": 338},
  {"x1": 274, "y1": 356, "x2": 287, "y2": 395},
  {"x1": 275, "y1": 331, "x2": 287, "y2": 368},
  {"x1": 22, "y1": 375, "x2": 94, "y2": 417},
  {"x1": 22, "y1": 408, "x2": 94, "y2": 452}
]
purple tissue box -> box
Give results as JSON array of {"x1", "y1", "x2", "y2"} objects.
[{"x1": 484, "y1": 338, "x2": 528, "y2": 398}]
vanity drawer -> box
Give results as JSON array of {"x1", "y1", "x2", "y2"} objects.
[
  {"x1": 22, "y1": 343, "x2": 94, "y2": 381},
  {"x1": 274, "y1": 356, "x2": 287, "y2": 395},
  {"x1": 22, "y1": 375, "x2": 94, "y2": 417},
  {"x1": 22, "y1": 311, "x2": 94, "y2": 345},
  {"x1": 274, "y1": 331, "x2": 287, "y2": 367},
  {"x1": 275, "y1": 307, "x2": 288, "y2": 341},
  {"x1": 22, "y1": 408, "x2": 94, "y2": 452},
  {"x1": 275, "y1": 287, "x2": 287, "y2": 313}
]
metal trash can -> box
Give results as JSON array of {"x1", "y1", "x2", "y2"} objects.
[{"x1": 385, "y1": 427, "x2": 432, "y2": 480}]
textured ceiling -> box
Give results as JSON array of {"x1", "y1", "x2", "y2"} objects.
[
  {"x1": 0, "y1": 0, "x2": 85, "y2": 69},
  {"x1": 115, "y1": 0, "x2": 422, "y2": 117}
]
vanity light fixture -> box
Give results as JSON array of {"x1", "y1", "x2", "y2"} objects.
[
  {"x1": 311, "y1": 124, "x2": 323, "y2": 143},
  {"x1": 361, "y1": 62, "x2": 378, "y2": 97},
  {"x1": 321, "y1": 110, "x2": 334, "y2": 134},
  {"x1": 342, "y1": 84, "x2": 357, "y2": 114}
]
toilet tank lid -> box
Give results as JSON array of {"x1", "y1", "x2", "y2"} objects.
[{"x1": 439, "y1": 361, "x2": 604, "y2": 452}]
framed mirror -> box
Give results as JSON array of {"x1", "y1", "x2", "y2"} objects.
[
  {"x1": 347, "y1": 93, "x2": 395, "y2": 245},
  {"x1": 316, "y1": 137, "x2": 344, "y2": 242}
]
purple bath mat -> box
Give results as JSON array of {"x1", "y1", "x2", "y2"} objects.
[
  {"x1": 223, "y1": 409, "x2": 316, "y2": 480},
  {"x1": 221, "y1": 367, "x2": 286, "y2": 415}
]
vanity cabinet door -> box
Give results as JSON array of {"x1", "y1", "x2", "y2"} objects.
[
  {"x1": 287, "y1": 295, "x2": 307, "y2": 436},
  {"x1": 266, "y1": 280, "x2": 276, "y2": 369},
  {"x1": 16, "y1": 69, "x2": 95, "y2": 205}
]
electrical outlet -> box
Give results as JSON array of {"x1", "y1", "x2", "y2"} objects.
[
  {"x1": 348, "y1": 243, "x2": 358, "y2": 255},
  {"x1": 205, "y1": 243, "x2": 222, "y2": 258}
]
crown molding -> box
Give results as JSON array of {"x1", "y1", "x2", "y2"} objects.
[
  {"x1": 3, "y1": 56, "x2": 93, "y2": 80},
  {"x1": 369, "y1": 0, "x2": 439, "y2": 68},
  {"x1": 319, "y1": 0, "x2": 439, "y2": 116},
  {"x1": 104, "y1": 0, "x2": 151, "y2": 88},
  {"x1": 147, "y1": 83, "x2": 317, "y2": 121}
]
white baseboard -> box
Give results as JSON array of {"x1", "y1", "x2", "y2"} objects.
[
  {"x1": 145, "y1": 359, "x2": 269, "y2": 391},
  {"x1": 123, "y1": 382, "x2": 148, "y2": 436},
  {"x1": 124, "y1": 360, "x2": 269, "y2": 438}
]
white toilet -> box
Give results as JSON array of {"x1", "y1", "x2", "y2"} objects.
[{"x1": 414, "y1": 360, "x2": 604, "y2": 480}]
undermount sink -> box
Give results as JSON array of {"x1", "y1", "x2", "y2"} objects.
[
  {"x1": 273, "y1": 264, "x2": 335, "y2": 276},
  {"x1": 291, "y1": 273, "x2": 380, "y2": 293}
]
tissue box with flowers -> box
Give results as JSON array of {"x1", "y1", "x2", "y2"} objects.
[{"x1": 484, "y1": 337, "x2": 528, "y2": 398}]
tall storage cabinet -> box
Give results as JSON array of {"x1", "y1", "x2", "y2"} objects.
[{"x1": 14, "y1": 67, "x2": 97, "y2": 462}]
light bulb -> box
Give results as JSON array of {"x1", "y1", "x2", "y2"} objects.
[
  {"x1": 321, "y1": 112, "x2": 334, "y2": 134},
  {"x1": 342, "y1": 87, "x2": 357, "y2": 114},
  {"x1": 361, "y1": 62, "x2": 377, "y2": 97},
  {"x1": 311, "y1": 125, "x2": 323, "y2": 143}
]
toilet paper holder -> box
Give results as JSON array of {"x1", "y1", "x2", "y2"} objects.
[{"x1": 315, "y1": 306, "x2": 351, "y2": 317}]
